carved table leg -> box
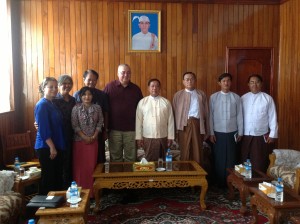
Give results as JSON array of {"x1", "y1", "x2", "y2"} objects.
[
  {"x1": 250, "y1": 194, "x2": 258, "y2": 224},
  {"x1": 227, "y1": 174, "x2": 235, "y2": 200},
  {"x1": 240, "y1": 185, "x2": 249, "y2": 215},
  {"x1": 199, "y1": 181, "x2": 208, "y2": 210}
]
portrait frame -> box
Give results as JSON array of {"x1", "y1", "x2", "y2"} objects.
[{"x1": 128, "y1": 10, "x2": 161, "y2": 53}]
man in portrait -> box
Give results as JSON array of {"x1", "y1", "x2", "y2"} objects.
[{"x1": 132, "y1": 15, "x2": 158, "y2": 50}]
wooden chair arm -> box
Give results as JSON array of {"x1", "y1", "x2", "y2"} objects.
[
  {"x1": 294, "y1": 168, "x2": 300, "y2": 195},
  {"x1": 267, "y1": 153, "x2": 276, "y2": 176}
]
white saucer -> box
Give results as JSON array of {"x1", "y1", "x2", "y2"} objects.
[
  {"x1": 267, "y1": 193, "x2": 275, "y2": 199},
  {"x1": 156, "y1": 167, "x2": 166, "y2": 172},
  {"x1": 67, "y1": 198, "x2": 82, "y2": 204},
  {"x1": 20, "y1": 176, "x2": 29, "y2": 180}
]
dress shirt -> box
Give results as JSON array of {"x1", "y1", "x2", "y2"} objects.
[
  {"x1": 136, "y1": 95, "x2": 174, "y2": 139},
  {"x1": 209, "y1": 91, "x2": 243, "y2": 135},
  {"x1": 242, "y1": 91, "x2": 278, "y2": 138},
  {"x1": 185, "y1": 89, "x2": 200, "y2": 119}
]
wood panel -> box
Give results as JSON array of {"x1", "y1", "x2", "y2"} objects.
[
  {"x1": 278, "y1": 0, "x2": 300, "y2": 149},
  {"x1": 3, "y1": 0, "x2": 286, "y2": 159}
]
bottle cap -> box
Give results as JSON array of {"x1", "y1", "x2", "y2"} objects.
[
  {"x1": 278, "y1": 177, "x2": 282, "y2": 182},
  {"x1": 28, "y1": 219, "x2": 35, "y2": 224}
]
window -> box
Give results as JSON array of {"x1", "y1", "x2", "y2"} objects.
[{"x1": 0, "y1": 0, "x2": 14, "y2": 113}]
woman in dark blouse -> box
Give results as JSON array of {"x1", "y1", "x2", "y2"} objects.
[{"x1": 53, "y1": 75, "x2": 76, "y2": 189}]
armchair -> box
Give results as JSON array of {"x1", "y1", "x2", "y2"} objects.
[
  {"x1": 0, "y1": 170, "x2": 22, "y2": 224},
  {"x1": 267, "y1": 149, "x2": 300, "y2": 194}
]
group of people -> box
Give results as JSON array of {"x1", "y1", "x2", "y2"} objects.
[{"x1": 34, "y1": 64, "x2": 278, "y2": 197}]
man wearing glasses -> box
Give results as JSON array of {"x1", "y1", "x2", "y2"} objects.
[
  {"x1": 173, "y1": 72, "x2": 210, "y2": 165},
  {"x1": 104, "y1": 64, "x2": 143, "y2": 162}
]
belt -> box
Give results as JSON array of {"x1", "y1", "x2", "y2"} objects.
[{"x1": 188, "y1": 116, "x2": 199, "y2": 120}]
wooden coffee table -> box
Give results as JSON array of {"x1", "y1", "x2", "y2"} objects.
[
  {"x1": 93, "y1": 161, "x2": 208, "y2": 211},
  {"x1": 227, "y1": 168, "x2": 272, "y2": 214},
  {"x1": 35, "y1": 189, "x2": 90, "y2": 224},
  {"x1": 250, "y1": 187, "x2": 300, "y2": 224}
]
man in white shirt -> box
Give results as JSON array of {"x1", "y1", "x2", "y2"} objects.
[
  {"x1": 241, "y1": 74, "x2": 278, "y2": 173},
  {"x1": 136, "y1": 79, "x2": 174, "y2": 161},
  {"x1": 209, "y1": 73, "x2": 243, "y2": 187},
  {"x1": 173, "y1": 72, "x2": 210, "y2": 165},
  {"x1": 132, "y1": 15, "x2": 158, "y2": 50}
]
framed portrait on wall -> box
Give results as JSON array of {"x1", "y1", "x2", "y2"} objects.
[{"x1": 128, "y1": 10, "x2": 161, "y2": 53}]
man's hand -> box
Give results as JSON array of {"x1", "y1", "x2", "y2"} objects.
[
  {"x1": 266, "y1": 137, "x2": 275, "y2": 144},
  {"x1": 137, "y1": 140, "x2": 144, "y2": 148},
  {"x1": 49, "y1": 147, "x2": 57, "y2": 160},
  {"x1": 210, "y1": 135, "x2": 216, "y2": 144}
]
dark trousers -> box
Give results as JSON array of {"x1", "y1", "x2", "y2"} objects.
[
  {"x1": 241, "y1": 135, "x2": 274, "y2": 173},
  {"x1": 37, "y1": 148, "x2": 64, "y2": 195},
  {"x1": 97, "y1": 132, "x2": 106, "y2": 163}
]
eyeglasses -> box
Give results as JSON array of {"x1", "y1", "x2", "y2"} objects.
[
  {"x1": 184, "y1": 78, "x2": 195, "y2": 82},
  {"x1": 119, "y1": 71, "x2": 131, "y2": 75}
]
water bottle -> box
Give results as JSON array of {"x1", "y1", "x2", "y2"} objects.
[
  {"x1": 14, "y1": 157, "x2": 20, "y2": 174},
  {"x1": 165, "y1": 149, "x2": 172, "y2": 171},
  {"x1": 70, "y1": 181, "x2": 78, "y2": 206},
  {"x1": 104, "y1": 161, "x2": 109, "y2": 173},
  {"x1": 275, "y1": 177, "x2": 284, "y2": 202},
  {"x1": 28, "y1": 219, "x2": 35, "y2": 224},
  {"x1": 245, "y1": 159, "x2": 252, "y2": 178}
]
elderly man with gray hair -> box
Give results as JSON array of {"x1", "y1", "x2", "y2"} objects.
[{"x1": 132, "y1": 15, "x2": 158, "y2": 50}]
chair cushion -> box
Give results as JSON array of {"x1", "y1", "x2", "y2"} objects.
[
  {"x1": 273, "y1": 149, "x2": 300, "y2": 168},
  {"x1": 0, "y1": 192, "x2": 22, "y2": 224},
  {"x1": 269, "y1": 165, "x2": 295, "y2": 189},
  {"x1": 0, "y1": 170, "x2": 15, "y2": 194}
]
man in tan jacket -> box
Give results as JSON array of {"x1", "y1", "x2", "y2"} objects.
[{"x1": 173, "y1": 72, "x2": 210, "y2": 165}]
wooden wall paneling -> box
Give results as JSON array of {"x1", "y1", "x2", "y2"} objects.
[
  {"x1": 253, "y1": 5, "x2": 259, "y2": 46},
  {"x1": 171, "y1": 3, "x2": 177, "y2": 98},
  {"x1": 118, "y1": 2, "x2": 125, "y2": 67},
  {"x1": 86, "y1": 1, "x2": 93, "y2": 69},
  {"x1": 80, "y1": 1, "x2": 87, "y2": 74},
  {"x1": 42, "y1": 0, "x2": 49, "y2": 77},
  {"x1": 36, "y1": 0, "x2": 44, "y2": 86},
  {"x1": 48, "y1": 1, "x2": 55, "y2": 76},
  {"x1": 64, "y1": 0, "x2": 71, "y2": 77},
  {"x1": 75, "y1": 0, "x2": 82, "y2": 90},
  {"x1": 25, "y1": 1, "x2": 34, "y2": 130},
  {"x1": 30, "y1": 0, "x2": 39, "y2": 115},
  {"x1": 97, "y1": 1, "x2": 105, "y2": 87},
  {"x1": 70, "y1": 0, "x2": 77, "y2": 91},
  {"x1": 107, "y1": 2, "x2": 115, "y2": 82},
  {"x1": 176, "y1": 4, "x2": 182, "y2": 99},
  {"x1": 53, "y1": 0, "x2": 60, "y2": 76},
  {"x1": 166, "y1": 3, "x2": 172, "y2": 100},
  {"x1": 58, "y1": 0, "x2": 66, "y2": 75},
  {"x1": 113, "y1": 2, "x2": 120, "y2": 79}
]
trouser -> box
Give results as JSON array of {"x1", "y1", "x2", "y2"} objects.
[
  {"x1": 109, "y1": 130, "x2": 137, "y2": 162},
  {"x1": 143, "y1": 137, "x2": 168, "y2": 162},
  {"x1": 178, "y1": 118, "x2": 204, "y2": 165},
  {"x1": 241, "y1": 135, "x2": 274, "y2": 173},
  {"x1": 37, "y1": 148, "x2": 64, "y2": 195}
]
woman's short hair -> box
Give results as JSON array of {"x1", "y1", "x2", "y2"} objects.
[
  {"x1": 57, "y1": 74, "x2": 73, "y2": 86},
  {"x1": 147, "y1": 78, "x2": 161, "y2": 87},
  {"x1": 83, "y1": 69, "x2": 99, "y2": 80},
  {"x1": 39, "y1": 77, "x2": 57, "y2": 95},
  {"x1": 79, "y1": 86, "x2": 94, "y2": 102}
]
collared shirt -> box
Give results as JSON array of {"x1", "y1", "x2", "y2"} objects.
[
  {"x1": 71, "y1": 103, "x2": 103, "y2": 141},
  {"x1": 132, "y1": 32, "x2": 158, "y2": 50},
  {"x1": 104, "y1": 80, "x2": 143, "y2": 131},
  {"x1": 209, "y1": 91, "x2": 243, "y2": 135},
  {"x1": 185, "y1": 89, "x2": 200, "y2": 119},
  {"x1": 136, "y1": 95, "x2": 174, "y2": 139},
  {"x1": 242, "y1": 91, "x2": 278, "y2": 138}
]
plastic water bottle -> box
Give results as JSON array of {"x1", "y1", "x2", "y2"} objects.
[
  {"x1": 28, "y1": 219, "x2": 35, "y2": 224},
  {"x1": 14, "y1": 157, "x2": 20, "y2": 174},
  {"x1": 70, "y1": 181, "x2": 78, "y2": 206},
  {"x1": 245, "y1": 159, "x2": 252, "y2": 178},
  {"x1": 275, "y1": 177, "x2": 284, "y2": 202},
  {"x1": 166, "y1": 149, "x2": 172, "y2": 171}
]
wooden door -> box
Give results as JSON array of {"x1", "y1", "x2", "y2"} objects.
[{"x1": 225, "y1": 47, "x2": 274, "y2": 96}]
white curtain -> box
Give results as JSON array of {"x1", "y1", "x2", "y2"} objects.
[{"x1": 0, "y1": 0, "x2": 13, "y2": 113}]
